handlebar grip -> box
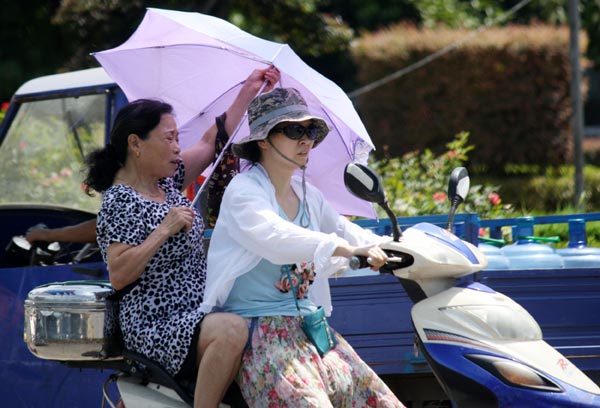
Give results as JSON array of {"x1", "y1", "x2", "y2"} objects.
[
  {"x1": 27, "y1": 223, "x2": 48, "y2": 234},
  {"x1": 349, "y1": 256, "x2": 370, "y2": 270}
]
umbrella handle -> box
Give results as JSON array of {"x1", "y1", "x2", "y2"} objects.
[{"x1": 190, "y1": 80, "x2": 269, "y2": 208}]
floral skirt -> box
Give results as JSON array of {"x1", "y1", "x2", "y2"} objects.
[{"x1": 238, "y1": 315, "x2": 406, "y2": 408}]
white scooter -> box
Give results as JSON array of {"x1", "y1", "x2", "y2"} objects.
[
  {"x1": 344, "y1": 163, "x2": 600, "y2": 407},
  {"x1": 23, "y1": 164, "x2": 600, "y2": 407}
]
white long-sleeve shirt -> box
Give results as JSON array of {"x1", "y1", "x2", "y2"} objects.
[{"x1": 202, "y1": 164, "x2": 382, "y2": 316}]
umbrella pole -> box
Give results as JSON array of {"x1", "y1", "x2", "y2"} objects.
[{"x1": 190, "y1": 80, "x2": 269, "y2": 208}]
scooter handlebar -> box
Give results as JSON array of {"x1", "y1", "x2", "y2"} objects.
[
  {"x1": 350, "y1": 253, "x2": 408, "y2": 271},
  {"x1": 349, "y1": 255, "x2": 369, "y2": 270}
]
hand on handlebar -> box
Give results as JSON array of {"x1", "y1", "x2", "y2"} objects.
[
  {"x1": 351, "y1": 245, "x2": 388, "y2": 271},
  {"x1": 25, "y1": 223, "x2": 51, "y2": 244}
]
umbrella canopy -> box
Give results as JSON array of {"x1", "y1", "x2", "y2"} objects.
[{"x1": 94, "y1": 8, "x2": 376, "y2": 218}]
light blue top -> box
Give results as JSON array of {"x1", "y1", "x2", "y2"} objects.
[{"x1": 222, "y1": 203, "x2": 317, "y2": 318}]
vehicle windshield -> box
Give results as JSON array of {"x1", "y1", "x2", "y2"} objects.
[{"x1": 0, "y1": 94, "x2": 106, "y2": 213}]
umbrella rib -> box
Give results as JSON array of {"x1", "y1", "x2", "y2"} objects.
[
  {"x1": 268, "y1": 45, "x2": 285, "y2": 64},
  {"x1": 190, "y1": 80, "x2": 269, "y2": 207},
  {"x1": 318, "y1": 107, "x2": 353, "y2": 158},
  {"x1": 181, "y1": 80, "x2": 246, "y2": 125}
]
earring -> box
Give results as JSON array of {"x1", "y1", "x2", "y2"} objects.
[{"x1": 135, "y1": 151, "x2": 141, "y2": 158}]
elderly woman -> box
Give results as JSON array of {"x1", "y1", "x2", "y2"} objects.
[
  {"x1": 83, "y1": 67, "x2": 279, "y2": 408},
  {"x1": 204, "y1": 87, "x2": 406, "y2": 407}
]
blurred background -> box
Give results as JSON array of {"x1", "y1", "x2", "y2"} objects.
[{"x1": 2, "y1": 0, "x2": 600, "y2": 238}]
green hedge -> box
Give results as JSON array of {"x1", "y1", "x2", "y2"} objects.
[
  {"x1": 479, "y1": 164, "x2": 600, "y2": 213},
  {"x1": 352, "y1": 24, "x2": 585, "y2": 173}
]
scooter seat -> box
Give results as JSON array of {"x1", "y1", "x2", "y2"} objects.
[
  {"x1": 121, "y1": 349, "x2": 248, "y2": 408},
  {"x1": 122, "y1": 349, "x2": 194, "y2": 405}
]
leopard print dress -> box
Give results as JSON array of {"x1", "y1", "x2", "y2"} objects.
[{"x1": 96, "y1": 161, "x2": 206, "y2": 376}]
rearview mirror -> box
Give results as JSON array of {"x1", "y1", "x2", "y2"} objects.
[
  {"x1": 344, "y1": 163, "x2": 401, "y2": 241},
  {"x1": 446, "y1": 167, "x2": 470, "y2": 231},
  {"x1": 448, "y1": 167, "x2": 470, "y2": 204},
  {"x1": 343, "y1": 163, "x2": 386, "y2": 204}
]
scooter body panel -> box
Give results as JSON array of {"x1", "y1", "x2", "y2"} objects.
[
  {"x1": 421, "y1": 342, "x2": 600, "y2": 408},
  {"x1": 412, "y1": 284, "x2": 600, "y2": 395},
  {"x1": 385, "y1": 223, "x2": 600, "y2": 407}
]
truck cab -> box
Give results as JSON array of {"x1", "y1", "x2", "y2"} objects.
[
  {"x1": 0, "y1": 68, "x2": 128, "y2": 265},
  {"x1": 0, "y1": 68, "x2": 127, "y2": 406}
]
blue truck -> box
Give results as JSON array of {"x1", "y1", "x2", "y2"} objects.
[{"x1": 2, "y1": 68, "x2": 600, "y2": 406}]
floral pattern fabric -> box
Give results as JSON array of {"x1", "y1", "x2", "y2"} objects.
[
  {"x1": 204, "y1": 112, "x2": 240, "y2": 228},
  {"x1": 238, "y1": 315, "x2": 405, "y2": 408},
  {"x1": 275, "y1": 262, "x2": 315, "y2": 298}
]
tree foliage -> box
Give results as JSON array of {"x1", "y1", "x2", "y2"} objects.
[
  {"x1": 228, "y1": 0, "x2": 353, "y2": 56},
  {"x1": 324, "y1": 0, "x2": 420, "y2": 31},
  {"x1": 3, "y1": 0, "x2": 600, "y2": 102},
  {"x1": 50, "y1": 0, "x2": 355, "y2": 66},
  {"x1": 0, "y1": 0, "x2": 356, "y2": 101},
  {"x1": 410, "y1": 0, "x2": 504, "y2": 28},
  {"x1": 580, "y1": 0, "x2": 600, "y2": 69},
  {"x1": 408, "y1": 0, "x2": 600, "y2": 68},
  {"x1": 0, "y1": 1, "x2": 67, "y2": 102}
]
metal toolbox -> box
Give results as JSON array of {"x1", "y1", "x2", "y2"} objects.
[{"x1": 24, "y1": 281, "x2": 123, "y2": 361}]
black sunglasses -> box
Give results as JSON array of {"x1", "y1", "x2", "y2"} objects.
[{"x1": 271, "y1": 123, "x2": 319, "y2": 141}]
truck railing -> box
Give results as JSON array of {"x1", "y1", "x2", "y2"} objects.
[
  {"x1": 352, "y1": 213, "x2": 481, "y2": 244},
  {"x1": 353, "y1": 212, "x2": 600, "y2": 245}
]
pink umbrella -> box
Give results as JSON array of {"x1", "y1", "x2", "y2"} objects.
[{"x1": 93, "y1": 8, "x2": 376, "y2": 218}]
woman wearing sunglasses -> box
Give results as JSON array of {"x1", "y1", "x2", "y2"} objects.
[{"x1": 203, "y1": 87, "x2": 405, "y2": 407}]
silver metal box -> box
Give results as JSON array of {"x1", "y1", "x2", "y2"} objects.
[{"x1": 24, "y1": 281, "x2": 123, "y2": 360}]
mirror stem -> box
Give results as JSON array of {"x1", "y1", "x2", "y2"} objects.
[
  {"x1": 445, "y1": 197, "x2": 463, "y2": 231},
  {"x1": 446, "y1": 211, "x2": 456, "y2": 232},
  {"x1": 381, "y1": 201, "x2": 401, "y2": 241}
]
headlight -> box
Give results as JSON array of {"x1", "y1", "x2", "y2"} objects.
[
  {"x1": 467, "y1": 354, "x2": 562, "y2": 392},
  {"x1": 440, "y1": 304, "x2": 542, "y2": 341}
]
